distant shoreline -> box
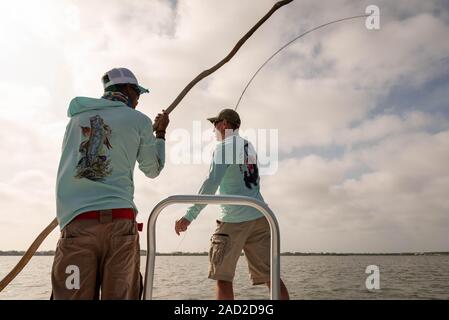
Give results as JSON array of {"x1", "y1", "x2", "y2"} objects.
[{"x1": 0, "y1": 251, "x2": 448, "y2": 257}]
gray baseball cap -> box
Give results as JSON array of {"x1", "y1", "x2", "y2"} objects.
[{"x1": 207, "y1": 109, "x2": 241, "y2": 127}]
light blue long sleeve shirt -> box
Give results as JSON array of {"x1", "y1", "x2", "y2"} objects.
[
  {"x1": 56, "y1": 97, "x2": 165, "y2": 229},
  {"x1": 184, "y1": 133, "x2": 264, "y2": 223}
]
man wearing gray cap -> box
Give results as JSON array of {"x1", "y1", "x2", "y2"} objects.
[
  {"x1": 175, "y1": 109, "x2": 289, "y2": 300},
  {"x1": 51, "y1": 67, "x2": 169, "y2": 299}
]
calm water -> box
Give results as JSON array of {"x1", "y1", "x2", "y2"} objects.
[{"x1": 0, "y1": 256, "x2": 448, "y2": 300}]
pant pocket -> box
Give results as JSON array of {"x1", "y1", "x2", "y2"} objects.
[
  {"x1": 51, "y1": 236, "x2": 97, "y2": 300},
  {"x1": 209, "y1": 233, "x2": 230, "y2": 267},
  {"x1": 104, "y1": 234, "x2": 140, "y2": 299},
  {"x1": 112, "y1": 220, "x2": 137, "y2": 237}
]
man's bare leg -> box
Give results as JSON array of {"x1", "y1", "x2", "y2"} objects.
[
  {"x1": 266, "y1": 279, "x2": 290, "y2": 300},
  {"x1": 217, "y1": 280, "x2": 234, "y2": 300}
]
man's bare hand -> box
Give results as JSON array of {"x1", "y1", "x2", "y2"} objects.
[
  {"x1": 175, "y1": 217, "x2": 191, "y2": 236},
  {"x1": 153, "y1": 110, "x2": 169, "y2": 132}
]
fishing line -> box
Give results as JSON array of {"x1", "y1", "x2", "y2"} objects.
[
  {"x1": 234, "y1": 14, "x2": 370, "y2": 110},
  {"x1": 174, "y1": 232, "x2": 188, "y2": 252}
]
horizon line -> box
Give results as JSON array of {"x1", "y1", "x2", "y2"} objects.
[{"x1": 1, "y1": 250, "x2": 448, "y2": 256}]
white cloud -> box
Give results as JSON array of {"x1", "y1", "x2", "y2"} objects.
[{"x1": 333, "y1": 111, "x2": 447, "y2": 146}]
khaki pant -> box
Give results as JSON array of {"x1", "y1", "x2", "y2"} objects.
[
  {"x1": 208, "y1": 217, "x2": 271, "y2": 285},
  {"x1": 51, "y1": 218, "x2": 141, "y2": 300}
]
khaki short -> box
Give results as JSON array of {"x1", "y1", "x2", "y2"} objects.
[
  {"x1": 208, "y1": 217, "x2": 271, "y2": 285},
  {"x1": 51, "y1": 218, "x2": 141, "y2": 300}
]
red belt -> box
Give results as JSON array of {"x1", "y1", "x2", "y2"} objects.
[
  {"x1": 75, "y1": 208, "x2": 135, "y2": 220},
  {"x1": 74, "y1": 208, "x2": 143, "y2": 231}
]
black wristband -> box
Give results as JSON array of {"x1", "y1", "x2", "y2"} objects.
[{"x1": 156, "y1": 131, "x2": 166, "y2": 140}]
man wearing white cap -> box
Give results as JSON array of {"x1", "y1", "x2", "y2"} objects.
[{"x1": 51, "y1": 68, "x2": 169, "y2": 299}]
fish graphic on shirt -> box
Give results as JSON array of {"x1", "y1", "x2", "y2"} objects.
[{"x1": 75, "y1": 115, "x2": 113, "y2": 181}]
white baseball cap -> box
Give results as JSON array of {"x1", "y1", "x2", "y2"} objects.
[{"x1": 102, "y1": 67, "x2": 149, "y2": 94}]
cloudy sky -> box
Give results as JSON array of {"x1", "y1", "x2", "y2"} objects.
[{"x1": 0, "y1": 0, "x2": 448, "y2": 253}]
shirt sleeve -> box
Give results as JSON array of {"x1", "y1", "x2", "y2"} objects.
[
  {"x1": 183, "y1": 150, "x2": 228, "y2": 222},
  {"x1": 137, "y1": 116, "x2": 165, "y2": 178},
  {"x1": 61, "y1": 121, "x2": 71, "y2": 152}
]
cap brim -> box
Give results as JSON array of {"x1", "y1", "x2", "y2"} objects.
[
  {"x1": 207, "y1": 117, "x2": 219, "y2": 124},
  {"x1": 138, "y1": 85, "x2": 150, "y2": 94}
]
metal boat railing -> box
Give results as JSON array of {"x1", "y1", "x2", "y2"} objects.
[{"x1": 143, "y1": 195, "x2": 281, "y2": 300}]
